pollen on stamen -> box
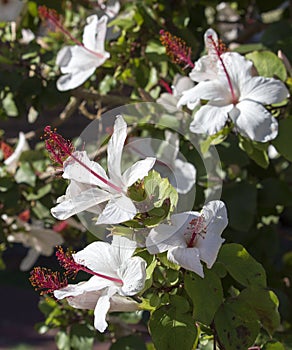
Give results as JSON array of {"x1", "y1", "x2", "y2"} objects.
[
  {"x1": 43, "y1": 126, "x2": 74, "y2": 166},
  {"x1": 206, "y1": 34, "x2": 227, "y2": 57},
  {"x1": 56, "y1": 246, "x2": 82, "y2": 278},
  {"x1": 160, "y1": 30, "x2": 194, "y2": 69},
  {"x1": 29, "y1": 267, "x2": 68, "y2": 295},
  {"x1": 187, "y1": 215, "x2": 206, "y2": 248}
]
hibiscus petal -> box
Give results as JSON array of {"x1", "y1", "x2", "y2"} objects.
[
  {"x1": 118, "y1": 256, "x2": 147, "y2": 296},
  {"x1": 172, "y1": 158, "x2": 196, "y2": 194},
  {"x1": 4, "y1": 132, "x2": 29, "y2": 173},
  {"x1": 107, "y1": 115, "x2": 127, "y2": 186},
  {"x1": 146, "y1": 220, "x2": 187, "y2": 255},
  {"x1": 111, "y1": 235, "x2": 138, "y2": 264},
  {"x1": 73, "y1": 242, "x2": 122, "y2": 278},
  {"x1": 63, "y1": 151, "x2": 109, "y2": 189},
  {"x1": 20, "y1": 248, "x2": 40, "y2": 271},
  {"x1": 94, "y1": 287, "x2": 117, "y2": 332},
  {"x1": 202, "y1": 200, "x2": 228, "y2": 234},
  {"x1": 54, "y1": 276, "x2": 113, "y2": 300},
  {"x1": 51, "y1": 187, "x2": 110, "y2": 220},
  {"x1": 83, "y1": 15, "x2": 108, "y2": 53},
  {"x1": 122, "y1": 157, "x2": 156, "y2": 187},
  {"x1": 234, "y1": 100, "x2": 278, "y2": 142},
  {"x1": 109, "y1": 294, "x2": 139, "y2": 312},
  {"x1": 240, "y1": 76, "x2": 289, "y2": 105},
  {"x1": 168, "y1": 246, "x2": 204, "y2": 277},
  {"x1": 95, "y1": 195, "x2": 137, "y2": 225},
  {"x1": 67, "y1": 290, "x2": 102, "y2": 309},
  {"x1": 190, "y1": 104, "x2": 231, "y2": 135}
]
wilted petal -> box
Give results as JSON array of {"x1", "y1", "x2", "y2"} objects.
[
  {"x1": 234, "y1": 100, "x2": 278, "y2": 142},
  {"x1": 168, "y1": 246, "x2": 204, "y2": 277}
]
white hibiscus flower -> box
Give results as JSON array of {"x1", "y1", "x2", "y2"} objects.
[
  {"x1": 146, "y1": 200, "x2": 228, "y2": 277},
  {"x1": 178, "y1": 29, "x2": 290, "y2": 142},
  {"x1": 54, "y1": 235, "x2": 146, "y2": 332},
  {"x1": 56, "y1": 15, "x2": 110, "y2": 91},
  {"x1": 50, "y1": 115, "x2": 155, "y2": 225}
]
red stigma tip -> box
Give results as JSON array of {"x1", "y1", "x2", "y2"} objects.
[
  {"x1": 38, "y1": 6, "x2": 60, "y2": 22},
  {"x1": 187, "y1": 215, "x2": 206, "y2": 248},
  {"x1": 43, "y1": 126, "x2": 74, "y2": 166},
  {"x1": 56, "y1": 246, "x2": 82, "y2": 278},
  {"x1": 160, "y1": 30, "x2": 194, "y2": 69},
  {"x1": 29, "y1": 267, "x2": 68, "y2": 295}
]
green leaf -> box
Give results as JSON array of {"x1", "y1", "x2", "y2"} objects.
[
  {"x1": 15, "y1": 162, "x2": 36, "y2": 186},
  {"x1": 264, "y1": 341, "x2": 286, "y2": 350},
  {"x1": 56, "y1": 330, "x2": 71, "y2": 350},
  {"x1": 214, "y1": 298, "x2": 260, "y2": 350},
  {"x1": 222, "y1": 181, "x2": 257, "y2": 231},
  {"x1": 239, "y1": 137, "x2": 269, "y2": 168},
  {"x1": 272, "y1": 118, "x2": 292, "y2": 161},
  {"x1": 70, "y1": 324, "x2": 95, "y2": 350},
  {"x1": 23, "y1": 184, "x2": 52, "y2": 201},
  {"x1": 110, "y1": 335, "x2": 147, "y2": 350},
  {"x1": 149, "y1": 300, "x2": 198, "y2": 350},
  {"x1": 184, "y1": 269, "x2": 223, "y2": 325},
  {"x1": 217, "y1": 243, "x2": 267, "y2": 288},
  {"x1": 245, "y1": 51, "x2": 287, "y2": 81},
  {"x1": 238, "y1": 287, "x2": 280, "y2": 335}
]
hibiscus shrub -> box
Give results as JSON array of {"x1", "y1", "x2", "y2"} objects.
[{"x1": 1, "y1": 1, "x2": 292, "y2": 350}]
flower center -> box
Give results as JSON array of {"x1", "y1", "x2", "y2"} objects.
[
  {"x1": 207, "y1": 34, "x2": 238, "y2": 105},
  {"x1": 186, "y1": 215, "x2": 206, "y2": 248},
  {"x1": 38, "y1": 6, "x2": 105, "y2": 59},
  {"x1": 160, "y1": 30, "x2": 194, "y2": 69},
  {"x1": 43, "y1": 126, "x2": 122, "y2": 193}
]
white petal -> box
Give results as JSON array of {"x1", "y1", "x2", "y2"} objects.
[
  {"x1": 189, "y1": 56, "x2": 219, "y2": 83},
  {"x1": 4, "y1": 132, "x2": 29, "y2": 173},
  {"x1": 54, "y1": 276, "x2": 113, "y2": 300},
  {"x1": 146, "y1": 218, "x2": 188, "y2": 255},
  {"x1": 172, "y1": 158, "x2": 196, "y2": 194},
  {"x1": 107, "y1": 115, "x2": 127, "y2": 186},
  {"x1": 111, "y1": 235, "x2": 137, "y2": 263},
  {"x1": 20, "y1": 248, "x2": 39, "y2": 271},
  {"x1": 83, "y1": 15, "x2": 108, "y2": 53},
  {"x1": 118, "y1": 256, "x2": 147, "y2": 296},
  {"x1": 204, "y1": 28, "x2": 218, "y2": 54},
  {"x1": 168, "y1": 246, "x2": 204, "y2": 277},
  {"x1": 73, "y1": 242, "x2": 121, "y2": 278},
  {"x1": 51, "y1": 187, "x2": 110, "y2": 220},
  {"x1": 172, "y1": 75, "x2": 194, "y2": 96},
  {"x1": 95, "y1": 195, "x2": 137, "y2": 225},
  {"x1": 109, "y1": 294, "x2": 138, "y2": 312},
  {"x1": 190, "y1": 104, "x2": 231, "y2": 135},
  {"x1": 220, "y1": 52, "x2": 253, "y2": 84},
  {"x1": 63, "y1": 151, "x2": 109, "y2": 189},
  {"x1": 234, "y1": 100, "x2": 278, "y2": 142},
  {"x1": 240, "y1": 76, "x2": 289, "y2": 105},
  {"x1": 160, "y1": 130, "x2": 179, "y2": 163},
  {"x1": 67, "y1": 290, "x2": 102, "y2": 309},
  {"x1": 202, "y1": 200, "x2": 228, "y2": 233},
  {"x1": 122, "y1": 157, "x2": 155, "y2": 187},
  {"x1": 94, "y1": 292, "x2": 111, "y2": 332},
  {"x1": 196, "y1": 201, "x2": 227, "y2": 268}
]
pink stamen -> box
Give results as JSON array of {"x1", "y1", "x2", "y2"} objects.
[
  {"x1": 38, "y1": 6, "x2": 105, "y2": 59},
  {"x1": 187, "y1": 215, "x2": 206, "y2": 248},
  {"x1": 44, "y1": 126, "x2": 122, "y2": 193},
  {"x1": 56, "y1": 246, "x2": 123, "y2": 285},
  {"x1": 160, "y1": 30, "x2": 194, "y2": 69},
  {"x1": 159, "y1": 79, "x2": 173, "y2": 94},
  {"x1": 207, "y1": 35, "x2": 237, "y2": 104}
]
